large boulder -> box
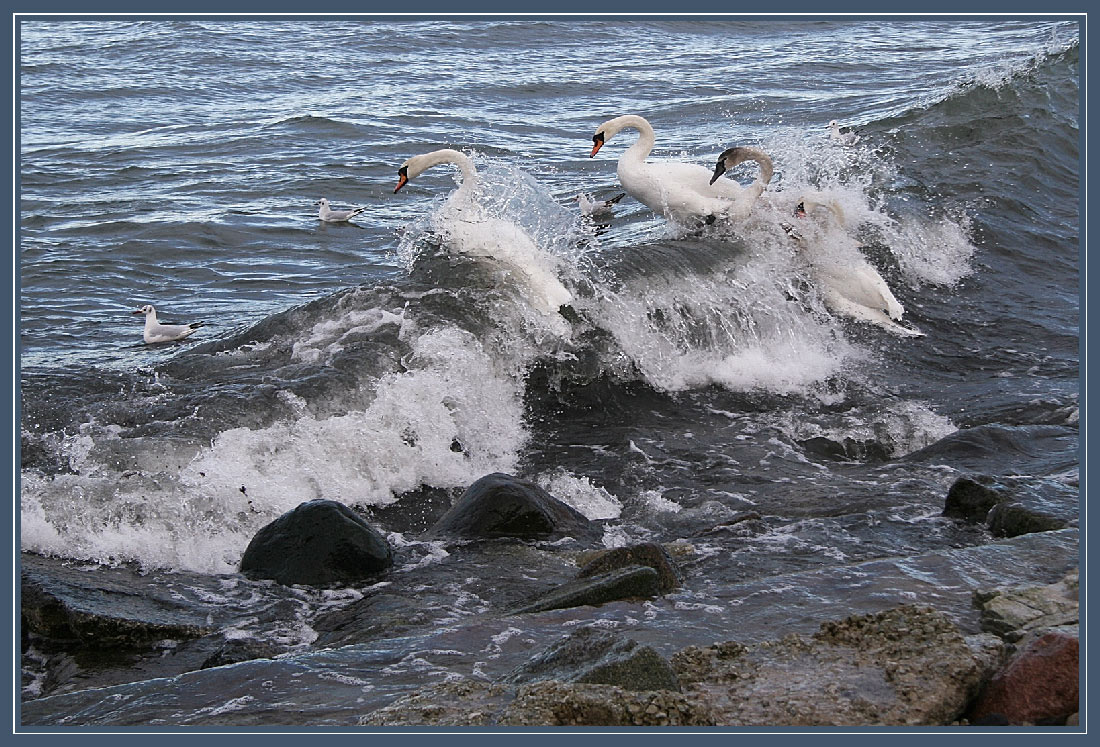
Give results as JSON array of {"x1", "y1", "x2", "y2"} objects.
[
  {"x1": 239, "y1": 500, "x2": 393, "y2": 586},
  {"x1": 428, "y1": 473, "x2": 598, "y2": 542},
  {"x1": 503, "y1": 627, "x2": 681, "y2": 692},
  {"x1": 968, "y1": 628, "x2": 1079, "y2": 725}
]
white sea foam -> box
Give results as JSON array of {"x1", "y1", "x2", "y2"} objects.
[
  {"x1": 537, "y1": 469, "x2": 622, "y2": 520},
  {"x1": 20, "y1": 324, "x2": 529, "y2": 573}
]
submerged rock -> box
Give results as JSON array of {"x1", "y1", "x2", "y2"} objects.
[
  {"x1": 503, "y1": 627, "x2": 681, "y2": 692},
  {"x1": 239, "y1": 499, "x2": 393, "y2": 586},
  {"x1": 576, "y1": 542, "x2": 683, "y2": 593},
  {"x1": 428, "y1": 473, "x2": 598, "y2": 542},
  {"x1": 942, "y1": 475, "x2": 1072, "y2": 538},
  {"x1": 943, "y1": 477, "x2": 1002, "y2": 523},
  {"x1": 512, "y1": 566, "x2": 661, "y2": 614},
  {"x1": 986, "y1": 502, "x2": 1066, "y2": 538}
]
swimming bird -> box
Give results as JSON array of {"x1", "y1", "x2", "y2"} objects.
[
  {"x1": 575, "y1": 192, "x2": 626, "y2": 218},
  {"x1": 394, "y1": 149, "x2": 573, "y2": 317},
  {"x1": 589, "y1": 115, "x2": 770, "y2": 224},
  {"x1": 317, "y1": 198, "x2": 365, "y2": 222},
  {"x1": 828, "y1": 120, "x2": 861, "y2": 146},
  {"x1": 132, "y1": 305, "x2": 204, "y2": 344},
  {"x1": 792, "y1": 194, "x2": 922, "y2": 337}
]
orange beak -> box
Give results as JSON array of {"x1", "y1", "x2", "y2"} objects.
[
  {"x1": 394, "y1": 173, "x2": 409, "y2": 193},
  {"x1": 589, "y1": 141, "x2": 603, "y2": 158}
]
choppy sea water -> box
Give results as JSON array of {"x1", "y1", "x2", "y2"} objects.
[{"x1": 19, "y1": 18, "x2": 1080, "y2": 723}]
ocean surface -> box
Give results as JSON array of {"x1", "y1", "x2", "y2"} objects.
[{"x1": 19, "y1": 18, "x2": 1080, "y2": 723}]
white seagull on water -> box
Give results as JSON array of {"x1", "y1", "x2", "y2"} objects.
[
  {"x1": 132, "y1": 305, "x2": 204, "y2": 344},
  {"x1": 828, "y1": 120, "x2": 861, "y2": 146},
  {"x1": 316, "y1": 197, "x2": 365, "y2": 222},
  {"x1": 575, "y1": 192, "x2": 626, "y2": 218}
]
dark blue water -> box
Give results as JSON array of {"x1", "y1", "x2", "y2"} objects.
[{"x1": 19, "y1": 19, "x2": 1079, "y2": 721}]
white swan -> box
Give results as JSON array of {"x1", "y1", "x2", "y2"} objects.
[
  {"x1": 394, "y1": 149, "x2": 573, "y2": 318},
  {"x1": 589, "y1": 115, "x2": 771, "y2": 224},
  {"x1": 792, "y1": 193, "x2": 923, "y2": 338}
]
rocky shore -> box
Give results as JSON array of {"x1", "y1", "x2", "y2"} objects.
[{"x1": 21, "y1": 474, "x2": 1079, "y2": 727}]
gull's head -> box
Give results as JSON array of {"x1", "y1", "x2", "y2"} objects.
[
  {"x1": 133, "y1": 304, "x2": 155, "y2": 317},
  {"x1": 317, "y1": 198, "x2": 329, "y2": 208}
]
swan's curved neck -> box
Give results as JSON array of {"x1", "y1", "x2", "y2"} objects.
[
  {"x1": 410, "y1": 148, "x2": 479, "y2": 187},
  {"x1": 600, "y1": 115, "x2": 656, "y2": 161}
]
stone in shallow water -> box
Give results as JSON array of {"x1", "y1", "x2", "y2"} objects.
[
  {"x1": 239, "y1": 499, "x2": 393, "y2": 587},
  {"x1": 428, "y1": 472, "x2": 597, "y2": 542},
  {"x1": 576, "y1": 542, "x2": 682, "y2": 593},
  {"x1": 503, "y1": 626, "x2": 681, "y2": 692},
  {"x1": 511, "y1": 566, "x2": 661, "y2": 614}
]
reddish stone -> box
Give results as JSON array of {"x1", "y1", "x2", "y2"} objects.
[{"x1": 970, "y1": 630, "x2": 1079, "y2": 725}]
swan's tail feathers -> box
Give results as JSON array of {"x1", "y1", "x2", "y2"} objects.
[{"x1": 606, "y1": 192, "x2": 626, "y2": 206}]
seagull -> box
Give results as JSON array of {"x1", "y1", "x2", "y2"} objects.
[
  {"x1": 828, "y1": 120, "x2": 861, "y2": 146},
  {"x1": 316, "y1": 197, "x2": 365, "y2": 222},
  {"x1": 575, "y1": 192, "x2": 626, "y2": 218},
  {"x1": 132, "y1": 305, "x2": 204, "y2": 344}
]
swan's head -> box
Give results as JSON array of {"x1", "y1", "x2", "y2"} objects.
[
  {"x1": 710, "y1": 146, "x2": 773, "y2": 185},
  {"x1": 132, "y1": 304, "x2": 155, "y2": 317},
  {"x1": 794, "y1": 194, "x2": 846, "y2": 226},
  {"x1": 395, "y1": 150, "x2": 475, "y2": 193},
  {"x1": 590, "y1": 130, "x2": 606, "y2": 158},
  {"x1": 395, "y1": 163, "x2": 411, "y2": 193}
]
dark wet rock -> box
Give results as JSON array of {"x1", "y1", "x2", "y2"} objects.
[
  {"x1": 360, "y1": 680, "x2": 713, "y2": 727},
  {"x1": 798, "y1": 436, "x2": 891, "y2": 463},
  {"x1": 428, "y1": 473, "x2": 598, "y2": 542},
  {"x1": 312, "y1": 592, "x2": 436, "y2": 648},
  {"x1": 943, "y1": 477, "x2": 1002, "y2": 523},
  {"x1": 696, "y1": 510, "x2": 766, "y2": 537},
  {"x1": 199, "y1": 639, "x2": 285, "y2": 670},
  {"x1": 512, "y1": 566, "x2": 661, "y2": 615},
  {"x1": 968, "y1": 628, "x2": 1079, "y2": 725},
  {"x1": 986, "y1": 502, "x2": 1066, "y2": 538},
  {"x1": 671, "y1": 605, "x2": 994, "y2": 726},
  {"x1": 974, "y1": 570, "x2": 1078, "y2": 642},
  {"x1": 358, "y1": 485, "x2": 459, "y2": 535},
  {"x1": 22, "y1": 568, "x2": 214, "y2": 648},
  {"x1": 576, "y1": 543, "x2": 682, "y2": 593},
  {"x1": 239, "y1": 499, "x2": 393, "y2": 586},
  {"x1": 503, "y1": 627, "x2": 680, "y2": 692}
]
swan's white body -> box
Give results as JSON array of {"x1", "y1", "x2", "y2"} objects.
[
  {"x1": 590, "y1": 115, "x2": 770, "y2": 224},
  {"x1": 132, "y1": 304, "x2": 204, "y2": 344},
  {"x1": 794, "y1": 194, "x2": 922, "y2": 338},
  {"x1": 395, "y1": 149, "x2": 572, "y2": 317},
  {"x1": 317, "y1": 198, "x2": 365, "y2": 222}
]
